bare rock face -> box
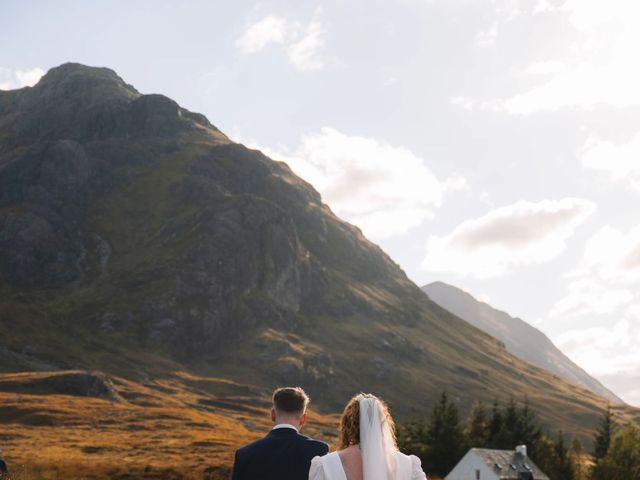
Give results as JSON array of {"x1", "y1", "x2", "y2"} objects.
[{"x1": 0, "y1": 63, "x2": 406, "y2": 365}]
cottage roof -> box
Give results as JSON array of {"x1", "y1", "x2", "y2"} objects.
[{"x1": 471, "y1": 448, "x2": 549, "y2": 480}]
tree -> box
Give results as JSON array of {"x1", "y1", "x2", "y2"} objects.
[
  {"x1": 422, "y1": 392, "x2": 467, "y2": 477},
  {"x1": 594, "y1": 405, "x2": 615, "y2": 460},
  {"x1": 553, "y1": 430, "x2": 574, "y2": 480},
  {"x1": 595, "y1": 423, "x2": 640, "y2": 480},
  {"x1": 533, "y1": 433, "x2": 559, "y2": 477},
  {"x1": 570, "y1": 437, "x2": 588, "y2": 480},
  {"x1": 397, "y1": 418, "x2": 429, "y2": 461},
  {"x1": 514, "y1": 398, "x2": 542, "y2": 457},
  {"x1": 467, "y1": 400, "x2": 490, "y2": 448},
  {"x1": 489, "y1": 400, "x2": 505, "y2": 448}
]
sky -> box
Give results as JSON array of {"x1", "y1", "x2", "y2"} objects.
[{"x1": 2, "y1": 0, "x2": 639, "y2": 405}]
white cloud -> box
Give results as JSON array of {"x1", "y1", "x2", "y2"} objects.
[
  {"x1": 549, "y1": 276, "x2": 634, "y2": 318},
  {"x1": 451, "y1": 0, "x2": 640, "y2": 114},
  {"x1": 286, "y1": 19, "x2": 325, "y2": 72},
  {"x1": 236, "y1": 15, "x2": 289, "y2": 54},
  {"x1": 549, "y1": 225, "x2": 640, "y2": 317},
  {"x1": 554, "y1": 317, "x2": 640, "y2": 405},
  {"x1": 550, "y1": 224, "x2": 640, "y2": 404},
  {"x1": 236, "y1": 11, "x2": 325, "y2": 72},
  {"x1": 246, "y1": 127, "x2": 465, "y2": 240},
  {"x1": 421, "y1": 198, "x2": 597, "y2": 278},
  {"x1": 0, "y1": 67, "x2": 44, "y2": 90},
  {"x1": 506, "y1": 0, "x2": 640, "y2": 113},
  {"x1": 581, "y1": 132, "x2": 640, "y2": 191}
]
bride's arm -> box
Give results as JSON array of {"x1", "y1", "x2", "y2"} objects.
[
  {"x1": 410, "y1": 455, "x2": 427, "y2": 480},
  {"x1": 309, "y1": 456, "x2": 326, "y2": 480}
]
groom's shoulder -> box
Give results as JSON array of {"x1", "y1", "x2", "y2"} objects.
[{"x1": 297, "y1": 433, "x2": 329, "y2": 453}]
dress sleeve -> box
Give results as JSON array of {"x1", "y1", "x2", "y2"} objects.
[
  {"x1": 309, "y1": 455, "x2": 325, "y2": 480},
  {"x1": 410, "y1": 455, "x2": 427, "y2": 480}
]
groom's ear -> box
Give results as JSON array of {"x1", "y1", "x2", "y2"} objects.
[
  {"x1": 271, "y1": 407, "x2": 277, "y2": 423},
  {"x1": 299, "y1": 412, "x2": 308, "y2": 427}
]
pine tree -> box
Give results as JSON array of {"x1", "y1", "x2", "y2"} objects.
[
  {"x1": 596, "y1": 423, "x2": 640, "y2": 480},
  {"x1": 570, "y1": 437, "x2": 587, "y2": 480},
  {"x1": 489, "y1": 400, "x2": 504, "y2": 448},
  {"x1": 593, "y1": 404, "x2": 614, "y2": 459},
  {"x1": 423, "y1": 392, "x2": 467, "y2": 477},
  {"x1": 553, "y1": 430, "x2": 574, "y2": 480},
  {"x1": 397, "y1": 418, "x2": 429, "y2": 462},
  {"x1": 490, "y1": 398, "x2": 518, "y2": 449},
  {"x1": 467, "y1": 400, "x2": 490, "y2": 448},
  {"x1": 515, "y1": 399, "x2": 542, "y2": 458},
  {"x1": 532, "y1": 433, "x2": 559, "y2": 477}
]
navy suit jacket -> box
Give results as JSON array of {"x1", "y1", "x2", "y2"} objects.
[{"x1": 232, "y1": 427, "x2": 329, "y2": 480}]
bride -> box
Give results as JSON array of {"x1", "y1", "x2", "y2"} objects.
[{"x1": 309, "y1": 393, "x2": 427, "y2": 480}]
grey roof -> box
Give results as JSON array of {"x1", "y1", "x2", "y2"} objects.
[{"x1": 471, "y1": 449, "x2": 550, "y2": 480}]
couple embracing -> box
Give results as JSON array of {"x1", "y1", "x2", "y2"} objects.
[{"x1": 232, "y1": 387, "x2": 427, "y2": 480}]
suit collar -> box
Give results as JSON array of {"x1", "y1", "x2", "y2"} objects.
[{"x1": 268, "y1": 427, "x2": 299, "y2": 436}]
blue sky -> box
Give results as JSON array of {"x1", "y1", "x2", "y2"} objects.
[{"x1": 2, "y1": 0, "x2": 639, "y2": 405}]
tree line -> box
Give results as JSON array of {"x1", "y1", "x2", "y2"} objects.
[{"x1": 396, "y1": 393, "x2": 640, "y2": 480}]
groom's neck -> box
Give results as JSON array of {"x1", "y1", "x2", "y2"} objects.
[{"x1": 274, "y1": 417, "x2": 300, "y2": 428}]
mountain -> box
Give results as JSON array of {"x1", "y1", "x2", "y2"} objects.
[
  {"x1": 1, "y1": 64, "x2": 638, "y2": 475},
  {"x1": 422, "y1": 281, "x2": 623, "y2": 403}
]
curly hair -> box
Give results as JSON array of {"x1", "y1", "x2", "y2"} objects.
[{"x1": 338, "y1": 393, "x2": 397, "y2": 450}]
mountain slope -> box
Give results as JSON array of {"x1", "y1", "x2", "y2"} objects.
[
  {"x1": 422, "y1": 281, "x2": 623, "y2": 403},
  {"x1": 1, "y1": 64, "x2": 638, "y2": 452}
]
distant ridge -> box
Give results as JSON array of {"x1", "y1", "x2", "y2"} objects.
[{"x1": 422, "y1": 281, "x2": 623, "y2": 404}]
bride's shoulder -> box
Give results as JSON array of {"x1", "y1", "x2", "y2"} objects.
[
  {"x1": 309, "y1": 454, "x2": 324, "y2": 479},
  {"x1": 310, "y1": 452, "x2": 342, "y2": 480},
  {"x1": 395, "y1": 451, "x2": 427, "y2": 479}
]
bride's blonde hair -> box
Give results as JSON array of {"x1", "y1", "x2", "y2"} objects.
[{"x1": 338, "y1": 393, "x2": 397, "y2": 450}]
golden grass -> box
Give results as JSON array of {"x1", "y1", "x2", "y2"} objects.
[{"x1": 0, "y1": 372, "x2": 338, "y2": 480}]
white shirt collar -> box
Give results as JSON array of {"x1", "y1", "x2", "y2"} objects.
[{"x1": 272, "y1": 423, "x2": 299, "y2": 432}]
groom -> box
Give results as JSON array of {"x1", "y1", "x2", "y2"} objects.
[{"x1": 232, "y1": 387, "x2": 328, "y2": 480}]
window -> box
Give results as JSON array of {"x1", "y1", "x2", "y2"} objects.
[{"x1": 475, "y1": 469, "x2": 481, "y2": 480}]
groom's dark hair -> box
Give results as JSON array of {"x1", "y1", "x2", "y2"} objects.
[{"x1": 272, "y1": 387, "x2": 309, "y2": 415}]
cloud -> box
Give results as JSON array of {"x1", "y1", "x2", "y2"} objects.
[
  {"x1": 581, "y1": 132, "x2": 640, "y2": 191},
  {"x1": 451, "y1": 0, "x2": 640, "y2": 114},
  {"x1": 286, "y1": 19, "x2": 325, "y2": 72},
  {"x1": 554, "y1": 317, "x2": 640, "y2": 405},
  {"x1": 246, "y1": 127, "x2": 465, "y2": 240},
  {"x1": 550, "y1": 224, "x2": 640, "y2": 404},
  {"x1": 235, "y1": 15, "x2": 289, "y2": 54},
  {"x1": 236, "y1": 11, "x2": 325, "y2": 72},
  {"x1": 549, "y1": 276, "x2": 634, "y2": 318},
  {"x1": 551, "y1": 224, "x2": 640, "y2": 317},
  {"x1": 0, "y1": 67, "x2": 45, "y2": 90},
  {"x1": 421, "y1": 198, "x2": 597, "y2": 278},
  {"x1": 506, "y1": 0, "x2": 640, "y2": 113}
]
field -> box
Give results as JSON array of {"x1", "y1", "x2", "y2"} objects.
[{"x1": 0, "y1": 371, "x2": 339, "y2": 480}]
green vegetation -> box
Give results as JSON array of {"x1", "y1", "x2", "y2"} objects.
[
  {"x1": 591, "y1": 407, "x2": 640, "y2": 480},
  {"x1": 397, "y1": 393, "x2": 622, "y2": 480}
]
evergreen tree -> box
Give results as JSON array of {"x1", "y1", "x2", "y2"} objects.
[
  {"x1": 515, "y1": 399, "x2": 542, "y2": 458},
  {"x1": 533, "y1": 433, "x2": 559, "y2": 477},
  {"x1": 553, "y1": 430, "x2": 574, "y2": 480},
  {"x1": 570, "y1": 437, "x2": 588, "y2": 480},
  {"x1": 467, "y1": 400, "x2": 490, "y2": 448},
  {"x1": 397, "y1": 418, "x2": 429, "y2": 462},
  {"x1": 488, "y1": 400, "x2": 504, "y2": 448},
  {"x1": 422, "y1": 392, "x2": 467, "y2": 477},
  {"x1": 593, "y1": 405, "x2": 615, "y2": 460},
  {"x1": 595, "y1": 423, "x2": 640, "y2": 480}
]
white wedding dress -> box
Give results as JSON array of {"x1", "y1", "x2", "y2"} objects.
[{"x1": 308, "y1": 396, "x2": 427, "y2": 480}]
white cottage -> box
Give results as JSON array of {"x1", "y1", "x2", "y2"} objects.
[{"x1": 445, "y1": 445, "x2": 549, "y2": 480}]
